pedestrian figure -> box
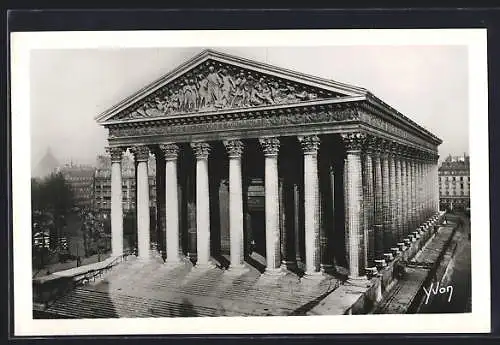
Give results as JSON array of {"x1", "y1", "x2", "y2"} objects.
[{"x1": 76, "y1": 256, "x2": 81, "y2": 267}]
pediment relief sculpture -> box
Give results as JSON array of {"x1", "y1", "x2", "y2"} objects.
[{"x1": 115, "y1": 60, "x2": 343, "y2": 121}]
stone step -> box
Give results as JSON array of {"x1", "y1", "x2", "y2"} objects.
[{"x1": 47, "y1": 287, "x2": 221, "y2": 318}]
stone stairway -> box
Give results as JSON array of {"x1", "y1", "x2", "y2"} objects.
[
  {"x1": 46, "y1": 286, "x2": 220, "y2": 318},
  {"x1": 41, "y1": 257, "x2": 341, "y2": 318}
]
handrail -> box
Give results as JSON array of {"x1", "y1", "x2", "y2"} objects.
[
  {"x1": 72, "y1": 249, "x2": 135, "y2": 286},
  {"x1": 33, "y1": 249, "x2": 136, "y2": 308}
]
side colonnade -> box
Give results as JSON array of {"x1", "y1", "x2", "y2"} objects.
[{"x1": 108, "y1": 131, "x2": 440, "y2": 280}]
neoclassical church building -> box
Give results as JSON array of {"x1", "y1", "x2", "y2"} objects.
[{"x1": 95, "y1": 49, "x2": 442, "y2": 280}]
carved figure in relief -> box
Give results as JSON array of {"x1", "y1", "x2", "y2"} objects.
[
  {"x1": 258, "y1": 78, "x2": 274, "y2": 104},
  {"x1": 154, "y1": 96, "x2": 168, "y2": 113},
  {"x1": 270, "y1": 82, "x2": 288, "y2": 103},
  {"x1": 197, "y1": 74, "x2": 209, "y2": 109},
  {"x1": 249, "y1": 77, "x2": 264, "y2": 106},
  {"x1": 177, "y1": 83, "x2": 186, "y2": 111},
  {"x1": 220, "y1": 69, "x2": 235, "y2": 107},
  {"x1": 231, "y1": 72, "x2": 248, "y2": 107},
  {"x1": 188, "y1": 79, "x2": 199, "y2": 110},
  {"x1": 206, "y1": 66, "x2": 223, "y2": 107},
  {"x1": 183, "y1": 79, "x2": 197, "y2": 112},
  {"x1": 170, "y1": 90, "x2": 181, "y2": 112}
]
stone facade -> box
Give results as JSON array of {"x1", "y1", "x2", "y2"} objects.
[
  {"x1": 96, "y1": 49, "x2": 442, "y2": 279},
  {"x1": 438, "y1": 154, "x2": 470, "y2": 211}
]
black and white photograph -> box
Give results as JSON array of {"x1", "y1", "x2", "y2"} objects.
[{"x1": 11, "y1": 29, "x2": 490, "y2": 335}]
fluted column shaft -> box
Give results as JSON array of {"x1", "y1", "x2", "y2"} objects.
[
  {"x1": 133, "y1": 145, "x2": 151, "y2": 260},
  {"x1": 299, "y1": 135, "x2": 321, "y2": 274},
  {"x1": 388, "y1": 149, "x2": 397, "y2": 245},
  {"x1": 363, "y1": 146, "x2": 375, "y2": 267},
  {"x1": 161, "y1": 144, "x2": 181, "y2": 264},
  {"x1": 259, "y1": 137, "x2": 281, "y2": 272},
  {"x1": 110, "y1": 147, "x2": 124, "y2": 257},
  {"x1": 410, "y1": 158, "x2": 417, "y2": 231},
  {"x1": 419, "y1": 159, "x2": 425, "y2": 224},
  {"x1": 223, "y1": 140, "x2": 245, "y2": 269},
  {"x1": 404, "y1": 158, "x2": 411, "y2": 235},
  {"x1": 401, "y1": 155, "x2": 408, "y2": 237},
  {"x1": 342, "y1": 133, "x2": 366, "y2": 278},
  {"x1": 381, "y1": 149, "x2": 392, "y2": 250},
  {"x1": 435, "y1": 156, "x2": 440, "y2": 212},
  {"x1": 373, "y1": 146, "x2": 384, "y2": 260},
  {"x1": 191, "y1": 142, "x2": 212, "y2": 267},
  {"x1": 416, "y1": 158, "x2": 421, "y2": 225},
  {"x1": 395, "y1": 155, "x2": 403, "y2": 243}
]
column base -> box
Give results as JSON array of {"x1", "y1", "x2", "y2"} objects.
[
  {"x1": 383, "y1": 253, "x2": 394, "y2": 262},
  {"x1": 164, "y1": 258, "x2": 185, "y2": 268},
  {"x1": 264, "y1": 267, "x2": 286, "y2": 276},
  {"x1": 225, "y1": 264, "x2": 249, "y2": 276},
  {"x1": 136, "y1": 254, "x2": 152, "y2": 262},
  {"x1": 280, "y1": 260, "x2": 297, "y2": 271},
  {"x1": 374, "y1": 259, "x2": 387, "y2": 269},
  {"x1": 365, "y1": 267, "x2": 378, "y2": 279},
  {"x1": 193, "y1": 261, "x2": 217, "y2": 270},
  {"x1": 301, "y1": 271, "x2": 325, "y2": 282},
  {"x1": 347, "y1": 275, "x2": 369, "y2": 284}
]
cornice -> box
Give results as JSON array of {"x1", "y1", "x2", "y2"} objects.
[{"x1": 363, "y1": 93, "x2": 442, "y2": 146}]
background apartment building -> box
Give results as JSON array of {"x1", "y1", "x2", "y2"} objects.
[{"x1": 438, "y1": 153, "x2": 470, "y2": 212}]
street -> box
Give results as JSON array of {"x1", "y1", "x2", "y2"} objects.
[{"x1": 419, "y1": 212, "x2": 471, "y2": 313}]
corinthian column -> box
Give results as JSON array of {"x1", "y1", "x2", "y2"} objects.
[
  {"x1": 412, "y1": 154, "x2": 418, "y2": 231},
  {"x1": 372, "y1": 139, "x2": 384, "y2": 260},
  {"x1": 388, "y1": 144, "x2": 397, "y2": 245},
  {"x1": 404, "y1": 154, "x2": 411, "y2": 236},
  {"x1": 191, "y1": 142, "x2": 213, "y2": 268},
  {"x1": 132, "y1": 145, "x2": 151, "y2": 260},
  {"x1": 417, "y1": 155, "x2": 423, "y2": 225},
  {"x1": 381, "y1": 141, "x2": 392, "y2": 250},
  {"x1": 223, "y1": 139, "x2": 246, "y2": 270},
  {"x1": 160, "y1": 143, "x2": 181, "y2": 265},
  {"x1": 299, "y1": 135, "x2": 321, "y2": 275},
  {"x1": 363, "y1": 137, "x2": 376, "y2": 267},
  {"x1": 109, "y1": 147, "x2": 124, "y2": 257},
  {"x1": 395, "y1": 147, "x2": 403, "y2": 243},
  {"x1": 341, "y1": 132, "x2": 367, "y2": 279},
  {"x1": 259, "y1": 137, "x2": 282, "y2": 274},
  {"x1": 435, "y1": 154, "x2": 440, "y2": 213}
]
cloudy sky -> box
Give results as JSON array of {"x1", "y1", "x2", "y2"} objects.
[{"x1": 30, "y1": 45, "x2": 469, "y2": 171}]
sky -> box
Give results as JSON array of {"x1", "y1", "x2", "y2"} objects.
[{"x1": 30, "y1": 45, "x2": 469, "y2": 171}]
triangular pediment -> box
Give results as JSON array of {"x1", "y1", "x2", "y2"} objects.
[{"x1": 96, "y1": 49, "x2": 368, "y2": 124}]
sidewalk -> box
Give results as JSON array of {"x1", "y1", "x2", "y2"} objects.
[{"x1": 373, "y1": 223, "x2": 457, "y2": 314}]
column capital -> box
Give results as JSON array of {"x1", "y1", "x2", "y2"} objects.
[
  {"x1": 298, "y1": 135, "x2": 320, "y2": 155},
  {"x1": 363, "y1": 134, "x2": 378, "y2": 154},
  {"x1": 259, "y1": 137, "x2": 280, "y2": 156},
  {"x1": 341, "y1": 132, "x2": 367, "y2": 152},
  {"x1": 131, "y1": 145, "x2": 150, "y2": 161},
  {"x1": 191, "y1": 142, "x2": 211, "y2": 160},
  {"x1": 223, "y1": 139, "x2": 244, "y2": 159},
  {"x1": 107, "y1": 146, "x2": 125, "y2": 163},
  {"x1": 159, "y1": 143, "x2": 179, "y2": 161},
  {"x1": 404, "y1": 146, "x2": 417, "y2": 160}
]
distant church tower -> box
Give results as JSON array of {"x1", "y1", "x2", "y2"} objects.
[{"x1": 33, "y1": 147, "x2": 60, "y2": 178}]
